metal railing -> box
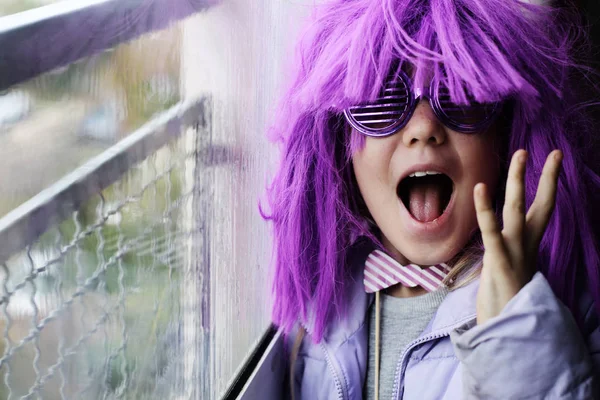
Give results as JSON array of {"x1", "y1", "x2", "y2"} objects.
[
  {"x1": 0, "y1": 1, "x2": 219, "y2": 398},
  {"x1": 0, "y1": 98, "x2": 211, "y2": 399},
  {"x1": 0, "y1": 0, "x2": 215, "y2": 91}
]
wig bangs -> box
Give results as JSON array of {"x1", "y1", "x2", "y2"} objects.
[{"x1": 297, "y1": 0, "x2": 566, "y2": 120}]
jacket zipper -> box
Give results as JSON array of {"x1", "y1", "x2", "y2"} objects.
[
  {"x1": 300, "y1": 322, "x2": 346, "y2": 400},
  {"x1": 391, "y1": 315, "x2": 477, "y2": 399},
  {"x1": 320, "y1": 341, "x2": 346, "y2": 400}
]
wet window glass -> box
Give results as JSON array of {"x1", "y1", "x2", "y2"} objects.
[
  {"x1": 0, "y1": 1, "x2": 310, "y2": 398},
  {"x1": 0, "y1": 26, "x2": 181, "y2": 218}
]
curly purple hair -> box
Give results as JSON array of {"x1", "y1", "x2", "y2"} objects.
[{"x1": 263, "y1": 0, "x2": 600, "y2": 342}]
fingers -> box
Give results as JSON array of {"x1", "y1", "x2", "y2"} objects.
[
  {"x1": 474, "y1": 183, "x2": 509, "y2": 266},
  {"x1": 502, "y1": 150, "x2": 527, "y2": 249},
  {"x1": 525, "y1": 150, "x2": 562, "y2": 252}
]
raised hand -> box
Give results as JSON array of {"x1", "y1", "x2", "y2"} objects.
[{"x1": 473, "y1": 149, "x2": 563, "y2": 326}]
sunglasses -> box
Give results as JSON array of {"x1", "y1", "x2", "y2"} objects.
[{"x1": 343, "y1": 70, "x2": 503, "y2": 137}]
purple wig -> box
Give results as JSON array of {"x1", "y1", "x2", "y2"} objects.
[{"x1": 263, "y1": 0, "x2": 600, "y2": 342}]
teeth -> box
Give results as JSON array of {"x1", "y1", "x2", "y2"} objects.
[{"x1": 408, "y1": 171, "x2": 442, "y2": 178}]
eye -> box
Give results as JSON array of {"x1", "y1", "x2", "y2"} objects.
[{"x1": 346, "y1": 77, "x2": 412, "y2": 132}]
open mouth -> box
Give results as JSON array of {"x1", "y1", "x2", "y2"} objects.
[{"x1": 397, "y1": 172, "x2": 454, "y2": 223}]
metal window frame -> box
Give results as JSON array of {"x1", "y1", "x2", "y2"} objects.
[
  {"x1": 0, "y1": 0, "x2": 215, "y2": 91},
  {"x1": 222, "y1": 325, "x2": 285, "y2": 400}
]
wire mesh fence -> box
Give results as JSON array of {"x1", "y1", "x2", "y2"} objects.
[{"x1": 0, "y1": 123, "x2": 203, "y2": 399}]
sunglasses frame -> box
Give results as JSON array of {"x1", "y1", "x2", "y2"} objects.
[{"x1": 343, "y1": 70, "x2": 502, "y2": 137}]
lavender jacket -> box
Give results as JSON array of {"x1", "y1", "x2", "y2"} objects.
[{"x1": 289, "y1": 247, "x2": 600, "y2": 399}]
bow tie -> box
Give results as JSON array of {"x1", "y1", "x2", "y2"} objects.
[{"x1": 364, "y1": 250, "x2": 451, "y2": 293}]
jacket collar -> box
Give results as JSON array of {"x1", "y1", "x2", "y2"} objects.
[{"x1": 428, "y1": 276, "x2": 479, "y2": 331}]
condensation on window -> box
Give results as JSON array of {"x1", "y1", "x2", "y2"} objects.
[
  {"x1": 181, "y1": 2, "x2": 311, "y2": 397},
  {"x1": 0, "y1": 1, "x2": 312, "y2": 398}
]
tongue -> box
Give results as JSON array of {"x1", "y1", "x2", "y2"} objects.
[{"x1": 408, "y1": 181, "x2": 444, "y2": 222}]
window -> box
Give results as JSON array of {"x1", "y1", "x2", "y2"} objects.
[
  {"x1": 0, "y1": 23, "x2": 181, "y2": 218},
  {"x1": 0, "y1": 0, "x2": 310, "y2": 398}
]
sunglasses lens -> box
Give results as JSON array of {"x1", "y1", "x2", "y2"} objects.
[
  {"x1": 347, "y1": 77, "x2": 412, "y2": 135},
  {"x1": 436, "y1": 86, "x2": 499, "y2": 132}
]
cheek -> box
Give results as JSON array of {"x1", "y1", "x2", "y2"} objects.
[
  {"x1": 351, "y1": 137, "x2": 399, "y2": 218},
  {"x1": 458, "y1": 135, "x2": 502, "y2": 188},
  {"x1": 351, "y1": 137, "x2": 395, "y2": 187},
  {"x1": 452, "y1": 137, "x2": 502, "y2": 246},
  {"x1": 352, "y1": 152, "x2": 383, "y2": 208}
]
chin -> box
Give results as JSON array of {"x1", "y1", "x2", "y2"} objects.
[
  {"x1": 403, "y1": 251, "x2": 454, "y2": 266},
  {"x1": 390, "y1": 237, "x2": 465, "y2": 267}
]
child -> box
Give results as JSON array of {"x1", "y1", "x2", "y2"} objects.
[{"x1": 263, "y1": 0, "x2": 600, "y2": 398}]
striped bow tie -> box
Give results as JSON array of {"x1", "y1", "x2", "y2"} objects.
[{"x1": 364, "y1": 250, "x2": 451, "y2": 293}]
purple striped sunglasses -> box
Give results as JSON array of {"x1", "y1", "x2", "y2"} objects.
[{"x1": 343, "y1": 70, "x2": 502, "y2": 137}]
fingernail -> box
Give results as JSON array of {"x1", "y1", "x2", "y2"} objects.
[
  {"x1": 554, "y1": 150, "x2": 563, "y2": 162},
  {"x1": 518, "y1": 151, "x2": 527, "y2": 163},
  {"x1": 476, "y1": 183, "x2": 485, "y2": 197}
]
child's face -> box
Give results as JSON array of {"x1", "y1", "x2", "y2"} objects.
[{"x1": 352, "y1": 100, "x2": 502, "y2": 266}]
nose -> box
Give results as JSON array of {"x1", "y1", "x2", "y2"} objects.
[{"x1": 402, "y1": 100, "x2": 446, "y2": 148}]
